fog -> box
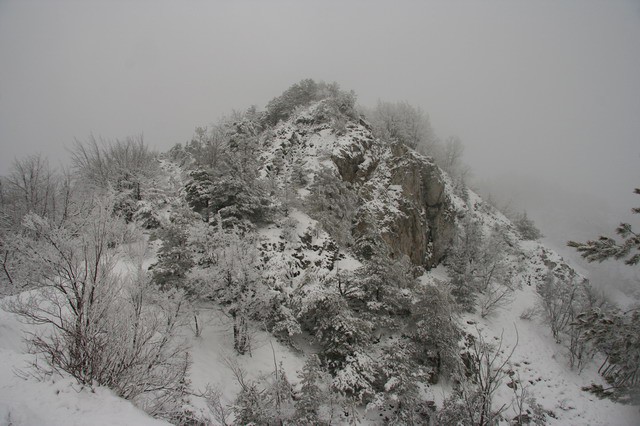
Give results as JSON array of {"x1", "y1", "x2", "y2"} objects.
[{"x1": 1, "y1": 0, "x2": 639, "y2": 288}]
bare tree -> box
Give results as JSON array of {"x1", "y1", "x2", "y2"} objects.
[
  {"x1": 4, "y1": 154, "x2": 57, "y2": 218},
  {"x1": 439, "y1": 135, "x2": 470, "y2": 182},
  {"x1": 367, "y1": 100, "x2": 437, "y2": 152},
  {"x1": 70, "y1": 134, "x2": 158, "y2": 200},
  {"x1": 1, "y1": 157, "x2": 77, "y2": 293},
  {"x1": 449, "y1": 223, "x2": 517, "y2": 316},
  {"x1": 537, "y1": 270, "x2": 579, "y2": 343},
  {"x1": 2, "y1": 196, "x2": 189, "y2": 418},
  {"x1": 438, "y1": 328, "x2": 518, "y2": 426}
]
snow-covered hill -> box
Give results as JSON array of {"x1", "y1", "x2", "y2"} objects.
[{"x1": 1, "y1": 85, "x2": 638, "y2": 425}]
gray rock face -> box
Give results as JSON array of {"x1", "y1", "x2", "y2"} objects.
[
  {"x1": 264, "y1": 103, "x2": 458, "y2": 270},
  {"x1": 382, "y1": 143, "x2": 456, "y2": 269},
  {"x1": 333, "y1": 138, "x2": 456, "y2": 269}
]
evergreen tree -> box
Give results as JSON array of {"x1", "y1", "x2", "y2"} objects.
[
  {"x1": 151, "y1": 223, "x2": 194, "y2": 291},
  {"x1": 568, "y1": 187, "x2": 640, "y2": 400},
  {"x1": 294, "y1": 355, "x2": 331, "y2": 425},
  {"x1": 302, "y1": 292, "x2": 373, "y2": 371},
  {"x1": 573, "y1": 308, "x2": 640, "y2": 402},
  {"x1": 411, "y1": 283, "x2": 462, "y2": 381},
  {"x1": 184, "y1": 168, "x2": 214, "y2": 222},
  {"x1": 447, "y1": 216, "x2": 483, "y2": 311},
  {"x1": 568, "y1": 188, "x2": 640, "y2": 265}
]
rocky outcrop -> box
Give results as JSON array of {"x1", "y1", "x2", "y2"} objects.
[
  {"x1": 340, "y1": 140, "x2": 456, "y2": 269},
  {"x1": 384, "y1": 143, "x2": 455, "y2": 268},
  {"x1": 266, "y1": 102, "x2": 457, "y2": 270}
]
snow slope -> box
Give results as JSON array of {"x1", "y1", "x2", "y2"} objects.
[
  {"x1": 0, "y1": 298, "x2": 169, "y2": 426},
  {"x1": 448, "y1": 194, "x2": 640, "y2": 425},
  {"x1": 2, "y1": 101, "x2": 639, "y2": 425}
]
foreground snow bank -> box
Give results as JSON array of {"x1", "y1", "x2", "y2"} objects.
[{"x1": 0, "y1": 297, "x2": 168, "y2": 426}]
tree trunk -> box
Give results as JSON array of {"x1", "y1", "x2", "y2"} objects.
[{"x1": 2, "y1": 250, "x2": 13, "y2": 285}]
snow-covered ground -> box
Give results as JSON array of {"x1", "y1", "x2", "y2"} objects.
[
  {"x1": 463, "y1": 283, "x2": 640, "y2": 426},
  {"x1": 1, "y1": 118, "x2": 638, "y2": 424},
  {"x1": 0, "y1": 298, "x2": 169, "y2": 426},
  {"x1": 0, "y1": 294, "x2": 308, "y2": 426},
  {"x1": 3, "y1": 223, "x2": 639, "y2": 426}
]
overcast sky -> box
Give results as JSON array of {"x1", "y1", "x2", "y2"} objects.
[{"x1": 1, "y1": 0, "x2": 639, "y2": 250}]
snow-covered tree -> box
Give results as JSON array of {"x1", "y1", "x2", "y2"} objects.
[
  {"x1": 447, "y1": 216, "x2": 483, "y2": 311},
  {"x1": 186, "y1": 124, "x2": 228, "y2": 170},
  {"x1": 2, "y1": 154, "x2": 61, "y2": 220},
  {"x1": 0, "y1": 156, "x2": 78, "y2": 291},
  {"x1": 537, "y1": 269, "x2": 578, "y2": 342},
  {"x1": 440, "y1": 330, "x2": 517, "y2": 426},
  {"x1": 184, "y1": 122, "x2": 272, "y2": 229},
  {"x1": 70, "y1": 135, "x2": 159, "y2": 205},
  {"x1": 568, "y1": 187, "x2": 640, "y2": 399},
  {"x1": 3, "y1": 197, "x2": 189, "y2": 418},
  {"x1": 514, "y1": 211, "x2": 543, "y2": 241},
  {"x1": 194, "y1": 224, "x2": 266, "y2": 355},
  {"x1": 368, "y1": 344, "x2": 433, "y2": 424},
  {"x1": 411, "y1": 283, "x2": 462, "y2": 381},
  {"x1": 306, "y1": 165, "x2": 358, "y2": 247},
  {"x1": 331, "y1": 350, "x2": 378, "y2": 404},
  {"x1": 343, "y1": 252, "x2": 415, "y2": 327},
  {"x1": 568, "y1": 187, "x2": 640, "y2": 266},
  {"x1": 367, "y1": 100, "x2": 436, "y2": 152},
  {"x1": 574, "y1": 307, "x2": 640, "y2": 402},
  {"x1": 448, "y1": 221, "x2": 517, "y2": 316},
  {"x1": 294, "y1": 354, "x2": 333, "y2": 424},
  {"x1": 151, "y1": 222, "x2": 194, "y2": 291},
  {"x1": 299, "y1": 290, "x2": 373, "y2": 372},
  {"x1": 184, "y1": 168, "x2": 214, "y2": 222}
]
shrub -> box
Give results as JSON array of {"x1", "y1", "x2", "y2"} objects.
[{"x1": 3, "y1": 199, "x2": 189, "y2": 419}]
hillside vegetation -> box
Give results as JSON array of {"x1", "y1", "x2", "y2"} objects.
[{"x1": 1, "y1": 80, "x2": 638, "y2": 425}]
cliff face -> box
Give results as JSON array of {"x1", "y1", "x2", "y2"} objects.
[
  {"x1": 387, "y1": 143, "x2": 456, "y2": 268},
  {"x1": 335, "y1": 140, "x2": 456, "y2": 268},
  {"x1": 261, "y1": 102, "x2": 457, "y2": 269}
]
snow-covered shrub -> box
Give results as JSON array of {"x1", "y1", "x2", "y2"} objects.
[
  {"x1": 448, "y1": 221, "x2": 517, "y2": 316},
  {"x1": 3, "y1": 200, "x2": 190, "y2": 419},
  {"x1": 263, "y1": 79, "x2": 355, "y2": 127},
  {"x1": 230, "y1": 360, "x2": 296, "y2": 425},
  {"x1": 411, "y1": 283, "x2": 462, "y2": 381},
  {"x1": 331, "y1": 350, "x2": 378, "y2": 403},
  {"x1": 150, "y1": 222, "x2": 194, "y2": 292},
  {"x1": 132, "y1": 199, "x2": 161, "y2": 229},
  {"x1": 519, "y1": 306, "x2": 537, "y2": 320},
  {"x1": 450, "y1": 330, "x2": 517, "y2": 426},
  {"x1": 294, "y1": 354, "x2": 337, "y2": 425},
  {"x1": 574, "y1": 307, "x2": 640, "y2": 402},
  {"x1": 514, "y1": 211, "x2": 543, "y2": 240},
  {"x1": 367, "y1": 344, "x2": 434, "y2": 424},
  {"x1": 299, "y1": 292, "x2": 373, "y2": 371},
  {"x1": 305, "y1": 165, "x2": 358, "y2": 247},
  {"x1": 263, "y1": 79, "x2": 322, "y2": 126}
]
